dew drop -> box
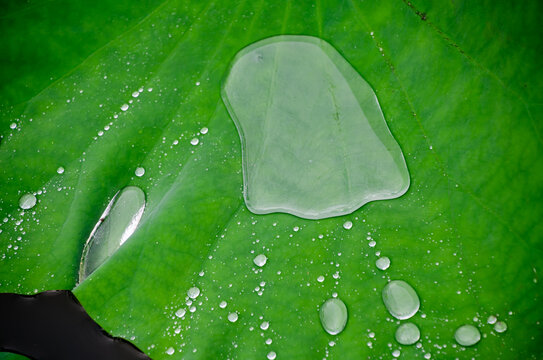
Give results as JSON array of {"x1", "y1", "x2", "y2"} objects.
[
  {"x1": 19, "y1": 194, "x2": 37, "y2": 210},
  {"x1": 222, "y1": 35, "x2": 410, "y2": 220},
  {"x1": 253, "y1": 254, "x2": 267, "y2": 267},
  {"x1": 132, "y1": 91, "x2": 140, "y2": 98},
  {"x1": 190, "y1": 138, "x2": 199, "y2": 145},
  {"x1": 454, "y1": 324, "x2": 481, "y2": 346},
  {"x1": 392, "y1": 349, "x2": 401, "y2": 358},
  {"x1": 343, "y1": 221, "x2": 353, "y2": 230},
  {"x1": 79, "y1": 186, "x2": 146, "y2": 281},
  {"x1": 57, "y1": 166, "x2": 65, "y2": 174},
  {"x1": 228, "y1": 312, "x2": 238, "y2": 322},
  {"x1": 267, "y1": 351, "x2": 277, "y2": 360},
  {"x1": 382, "y1": 280, "x2": 420, "y2": 320},
  {"x1": 10, "y1": 122, "x2": 17, "y2": 129},
  {"x1": 494, "y1": 321, "x2": 507, "y2": 333},
  {"x1": 487, "y1": 315, "x2": 497, "y2": 324},
  {"x1": 395, "y1": 322, "x2": 420, "y2": 345},
  {"x1": 376, "y1": 256, "x2": 390, "y2": 270},
  {"x1": 200, "y1": 127, "x2": 209, "y2": 134},
  {"x1": 187, "y1": 287, "x2": 200, "y2": 299},
  {"x1": 175, "y1": 308, "x2": 186, "y2": 318},
  {"x1": 120, "y1": 104, "x2": 129, "y2": 111},
  {"x1": 219, "y1": 301, "x2": 227, "y2": 308},
  {"x1": 260, "y1": 321, "x2": 269, "y2": 330},
  {"x1": 319, "y1": 297, "x2": 348, "y2": 335},
  {"x1": 166, "y1": 347, "x2": 174, "y2": 355},
  {"x1": 317, "y1": 275, "x2": 325, "y2": 283},
  {"x1": 135, "y1": 167, "x2": 145, "y2": 177}
]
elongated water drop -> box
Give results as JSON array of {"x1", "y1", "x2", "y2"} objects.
[
  {"x1": 382, "y1": 280, "x2": 420, "y2": 320},
  {"x1": 79, "y1": 186, "x2": 146, "y2": 281},
  {"x1": 222, "y1": 35, "x2": 409, "y2": 220},
  {"x1": 19, "y1": 193, "x2": 37, "y2": 210},
  {"x1": 319, "y1": 298, "x2": 348, "y2": 335},
  {"x1": 395, "y1": 322, "x2": 420, "y2": 345},
  {"x1": 454, "y1": 324, "x2": 481, "y2": 346}
]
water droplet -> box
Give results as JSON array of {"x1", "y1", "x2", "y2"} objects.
[
  {"x1": 190, "y1": 138, "x2": 199, "y2": 145},
  {"x1": 79, "y1": 186, "x2": 146, "y2": 281},
  {"x1": 266, "y1": 338, "x2": 272, "y2": 345},
  {"x1": 200, "y1": 127, "x2": 209, "y2": 134},
  {"x1": 267, "y1": 351, "x2": 277, "y2": 360},
  {"x1": 187, "y1": 287, "x2": 200, "y2": 299},
  {"x1": 132, "y1": 91, "x2": 140, "y2": 98},
  {"x1": 134, "y1": 167, "x2": 145, "y2": 177},
  {"x1": 166, "y1": 347, "x2": 175, "y2": 355},
  {"x1": 319, "y1": 298, "x2": 348, "y2": 335},
  {"x1": 254, "y1": 254, "x2": 267, "y2": 267},
  {"x1": 395, "y1": 322, "x2": 420, "y2": 345},
  {"x1": 19, "y1": 194, "x2": 37, "y2": 210},
  {"x1": 57, "y1": 166, "x2": 65, "y2": 174},
  {"x1": 494, "y1": 321, "x2": 507, "y2": 333},
  {"x1": 487, "y1": 315, "x2": 497, "y2": 324},
  {"x1": 376, "y1": 256, "x2": 390, "y2": 270},
  {"x1": 228, "y1": 312, "x2": 238, "y2": 322},
  {"x1": 219, "y1": 301, "x2": 227, "y2": 308},
  {"x1": 382, "y1": 280, "x2": 420, "y2": 320},
  {"x1": 392, "y1": 349, "x2": 401, "y2": 358},
  {"x1": 175, "y1": 308, "x2": 186, "y2": 318},
  {"x1": 260, "y1": 321, "x2": 269, "y2": 330},
  {"x1": 10, "y1": 122, "x2": 17, "y2": 129},
  {"x1": 454, "y1": 324, "x2": 481, "y2": 346},
  {"x1": 222, "y1": 35, "x2": 410, "y2": 220},
  {"x1": 120, "y1": 104, "x2": 129, "y2": 111},
  {"x1": 317, "y1": 275, "x2": 325, "y2": 283},
  {"x1": 343, "y1": 221, "x2": 353, "y2": 230}
]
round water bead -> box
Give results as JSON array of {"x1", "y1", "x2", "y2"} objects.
[
  {"x1": 19, "y1": 193, "x2": 37, "y2": 210},
  {"x1": 319, "y1": 298, "x2": 348, "y2": 335},
  {"x1": 395, "y1": 322, "x2": 420, "y2": 345},
  {"x1": 494, "y1": 321, "x2": 507, "y2": 333},
  {"x1": 376, "y1": 256, "x2": 390, "y2": 270},
  {"x1": 454, "y1": 324, "x2": 481, "y2": 346},
  {"x1": 382, "y1": 280, "x2": 420, "y2": 320},
  {"x1": 254, "y1": 254, "x2": 267, "y2": 267}
]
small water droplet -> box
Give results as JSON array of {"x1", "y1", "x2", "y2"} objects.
[
  {"x1": 260, "y1": 321, "x2": 269, "y2": 330},
  {"x1": 382, "y1": 280, "x2": 420, "y2": 320},
  {"x1": 200, "y1": 127, "x2": 208, "y2": 134},
  {"x1": 19, "y1": 194, "x2": 37, "y2": 210},
  {"x1": 219, "y1": 301, "x2": 227, "y2": 308},
  {"x1": 254, "y1": 254, "x2": 267, "y2": 267},
  {"x1": 487, "y1": 315, "x2": 497, "y2": 324},
  {"x1": 319, "y1": 298, "x2": 348, "y2": 335},
  {"x1": 166, "y1": 347, "x2": 175, "y2": 355},
  {"x1": 392, "y1": 349, "x2": 401, "y2": 358},
  {"x1": 10, "y1": 122, "x2": 17, "y2": 129},
  {"x1": 395, "y1": 322, "x2": 420, "y2": 345},
  {"x1": 267, "y1": 351, "x2": 276, "y2": 360},
  {"x1": 494, "y1": 321, "x2": 507, "y2": 333},
  {"x1": 132, "y1": 91, "x2": 140, "y2": 98},
  {"x1": 175, "y1": 308, "x2": 186, "y2": 318},
  {"x1": 343, "y1": 221, "x2": 353, "y2": 230},
  {"x1": 120, "y1": 104, "x2": 129, "y2": 111},
  {"x1": 266, "y1": 338, "x2": 272, "y2": 345},
  {"x1": 135, "y1": 167, "x2": 145, "y2": 177},
  {"x1": 57, "y1": 166, "x2": 65, "y2": 174},
  {"x1": 317, "y1": 275, "x2": 325, "y2": 283},
  {"x1": 190, "y1": 138, "x2": 199, "y2": 145},
  {"x1": 376, "y1": 256, "x2": 390, "y2": 270},
  {"x1": 228, "y1": 312, "x2": 238, "y2": 322},
  {"x1": 187, "y1": 287, "x2": 200, "y2": 299},
  {"x1": 454, "y1": 324, "x2": 481, "y2": 346}
]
